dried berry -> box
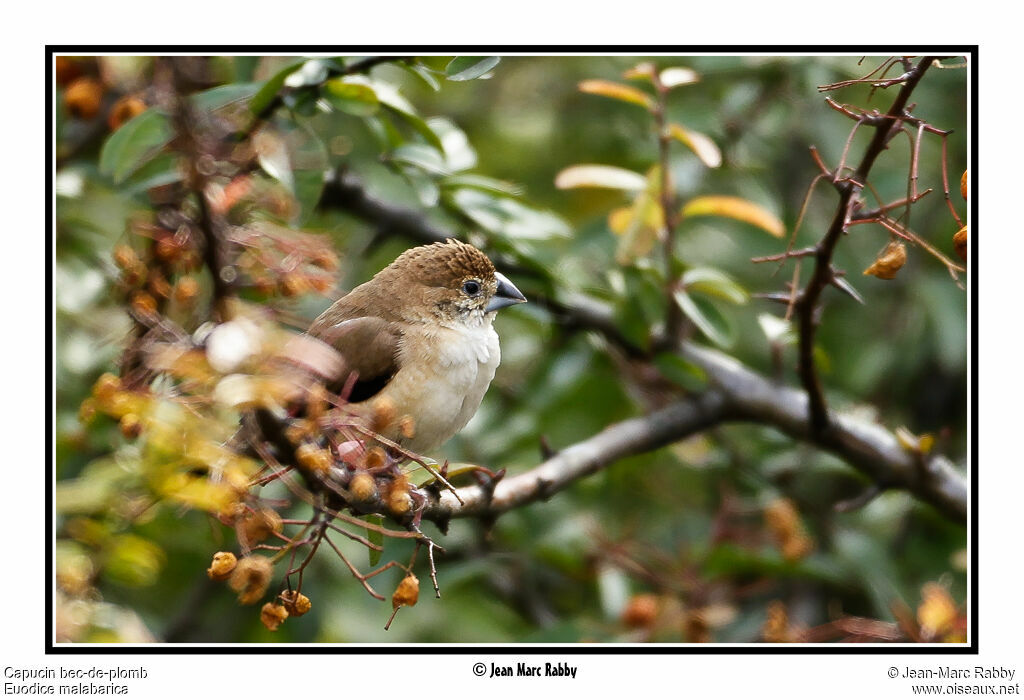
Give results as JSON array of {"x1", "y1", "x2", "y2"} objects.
[
  {"x1": 296, "y1": 443, "x2": 332, "y2": 475},
  {"x1": 863, "y1": 241, "x2": 907, "y2": 280},
  {"x1": 239, "y1": 508, "x2": 283, "y2": 543},
  {"x1": 206, "y1": 551, "x2": 238, "y2": 581},
  {"x1": 119, "y1": 413, "x2": 143, "y2": 439},
  {"x1": 228, "y1": 555, "x2": 273, "y2": 605},
  {"x1": 392, "y1": 573, "x2": 420, "y2": 609},
  {"x1": 92, "y1": 373, "x2": 121, "y2": 401},
  {"x1": 349, "y1": 471, "x2": 377, "y2": 502},
  {"x1": 260, "y1": 602, "x2": 289, "y2": 631},
  {"x1": 279, "y1": 590, "x2": 312, "y2": 617},
  {"x1": 960, "y1": 170, "x2": 968, "y2": 200},
  {"x1": 173, "y1": 276, "x2": 200, "y2": 306}
]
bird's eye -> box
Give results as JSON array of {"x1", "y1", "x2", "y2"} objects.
[{"x1": 462, "y1": 280, "x2": 482, "y2": 296}]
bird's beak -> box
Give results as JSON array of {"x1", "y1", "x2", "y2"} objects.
[{"x1": 486, "y1": 272, "x2": 527, "y2": 313}]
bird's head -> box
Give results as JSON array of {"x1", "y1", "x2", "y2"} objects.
[{"x1": 377, "y1": 239, "x2": 526, "y2": 326}]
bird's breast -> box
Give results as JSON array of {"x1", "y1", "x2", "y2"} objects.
[{"x1": 363, "y1": 321, "x2": 500, "y2": 453}]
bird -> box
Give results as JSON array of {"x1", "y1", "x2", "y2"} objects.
[{"x1": 294, "y1": 238, "x2": 526, "y2": 454}]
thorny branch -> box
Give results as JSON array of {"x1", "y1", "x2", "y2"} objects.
[{"x1": 793, "y1": 56, "x2": 935, "y2": 438}]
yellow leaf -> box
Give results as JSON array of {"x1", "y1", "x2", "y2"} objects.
[
  {"x1": 681, "y1": 195, "x2": 784, "y2": 237},
  {"x1": 918, "y1": 583, "x2": 958, "y2": 640},
  {"x1": 623, "y1": 62, "x2": 656, "y2": 81},
  {"x1": 669, "y1": 124, "x2": 722, "y2": 168},
  {"x1": 578, "y1": 79, "x2": 654, "y2": 109},
  {"x1": 608, "y1": 207, "x2": 632, "y2": 234}
]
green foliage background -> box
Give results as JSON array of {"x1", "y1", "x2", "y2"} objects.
[{"x1": 54, "y1": 55, "x2": 967, "y2": 643}]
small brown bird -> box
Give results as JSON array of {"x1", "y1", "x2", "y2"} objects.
[{"x1": 304, "y1": 239, "x2": 526, "y2": 453}]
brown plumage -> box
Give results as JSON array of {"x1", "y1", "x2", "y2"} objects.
[{"x1": 304, "y1": 239, "x2": 525, "y2": 452}]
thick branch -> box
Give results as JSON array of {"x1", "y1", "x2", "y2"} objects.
[
  {"x1": 420, "y1": 342, "x2": 966, "y2": 524},
  {"x1": 423, "y1": 391, "x2": 731, "y2": 520}
]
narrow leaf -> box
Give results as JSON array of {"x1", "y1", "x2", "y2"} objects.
[
  {"x1": 249, "y1": 60, "x2": 305, "y2": 116},
  {"x1": 673, "y1": 289, "x2": 735, "y2": 348},
  {"x1": 623, "y1": 62, "x2": 656, "y2": 82},
  {"x1": 364, "y1": 514, "x2": 384, "y2": 567},
  {"x1": 445, "y1": 56, "x2": 501, "y2": 81},
  {"x1": 578, "y1": 80, "x2": 654, "y2": 109},
  {"x1": 669, "y1": 123, "x2": 722, "y2": 168},
  {"x1": 681, "y1": 195, "x2": 785, "y2": 237},
  {"x1": 555, "y1": 164, "x2": 647, "y2": 191},
  {"x1": 682, "y1": 267, "x2": 749, "y2": 305},
  {"x1": 442, "y1": 174, "x2": 524, "y2": 198}
]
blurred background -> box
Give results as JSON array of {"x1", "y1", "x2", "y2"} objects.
[{"x1": 54, "y1": 54, "x2": 967, "y2": 643}]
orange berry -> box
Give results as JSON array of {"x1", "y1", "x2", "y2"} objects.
[
  {"x1": 108, "y1": 95, "x2": 147, "y2": 131},
  {"x1": 173, "y1": 276, "x2": 200, "y2": 306},
  {"x1": 64, "y1": 77, "x2": 104, "y2": 120},
  {"x1": 130, "y1": 290, "x2": 159, "y2": 317},
  {"x1": 953, "y1": 226, "x2": 967, "y2": 263},
  {"x1": 621, "y1": 593, "x2": 659, "y2": 628}
]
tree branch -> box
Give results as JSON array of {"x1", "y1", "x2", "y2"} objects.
[
  {"x1": 796, "y1": 56, "x2": 935, "y2": 438},
  {"x1": 423, "y1": 391, "x2": 731, "y2": 520},
  {"x1": 419, "y1": 341, "x2": 966, "y2": 524}
]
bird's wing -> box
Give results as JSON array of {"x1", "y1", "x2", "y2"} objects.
[{"x1": 306, "y1": 314, "x2": 402, "y2": 402}]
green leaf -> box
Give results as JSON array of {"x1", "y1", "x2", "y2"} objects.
[
  {"x1": 399, "y1": 61, "x2": 442, "y2": 91},
  {"x1": 445, "y1": 56, "x2": 501, "y2": 81},
  {"x1": 554, "y1": 164, "x2": 647, "y2": 191},
  {"x1": 119, "y1": 153, "x2": 182, "y2": 194},
  {"x1": 364, "y1": 514, "x2": 384, "y2": 567},
  {"x1": 322, "y1": 77, "x2": 380, "y2": 116},
  {"x1": 249, "y1": 59, "x2": 305, "y2": 116},
  {"x1": 673, "y1": 289, "x2": 736, "y2": 348},
  {"x1": 653, "y1": 353, "x2": 708, "y2": 391},
  {"x1": 391, "y1": 143, "x2": 450, "y2": 176},
  {"x1": 682, "y1": 267, "x2": 749, "y2": 305},
  {"x1": 441, "y1": 174, "x2": 524, "y2": 198},
  {"x1": 98, "y1": 108, "x2": 173, "y2": 184},
  {"x1": 191, "y1": 82, "x2": 261, "y2": 113}
]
